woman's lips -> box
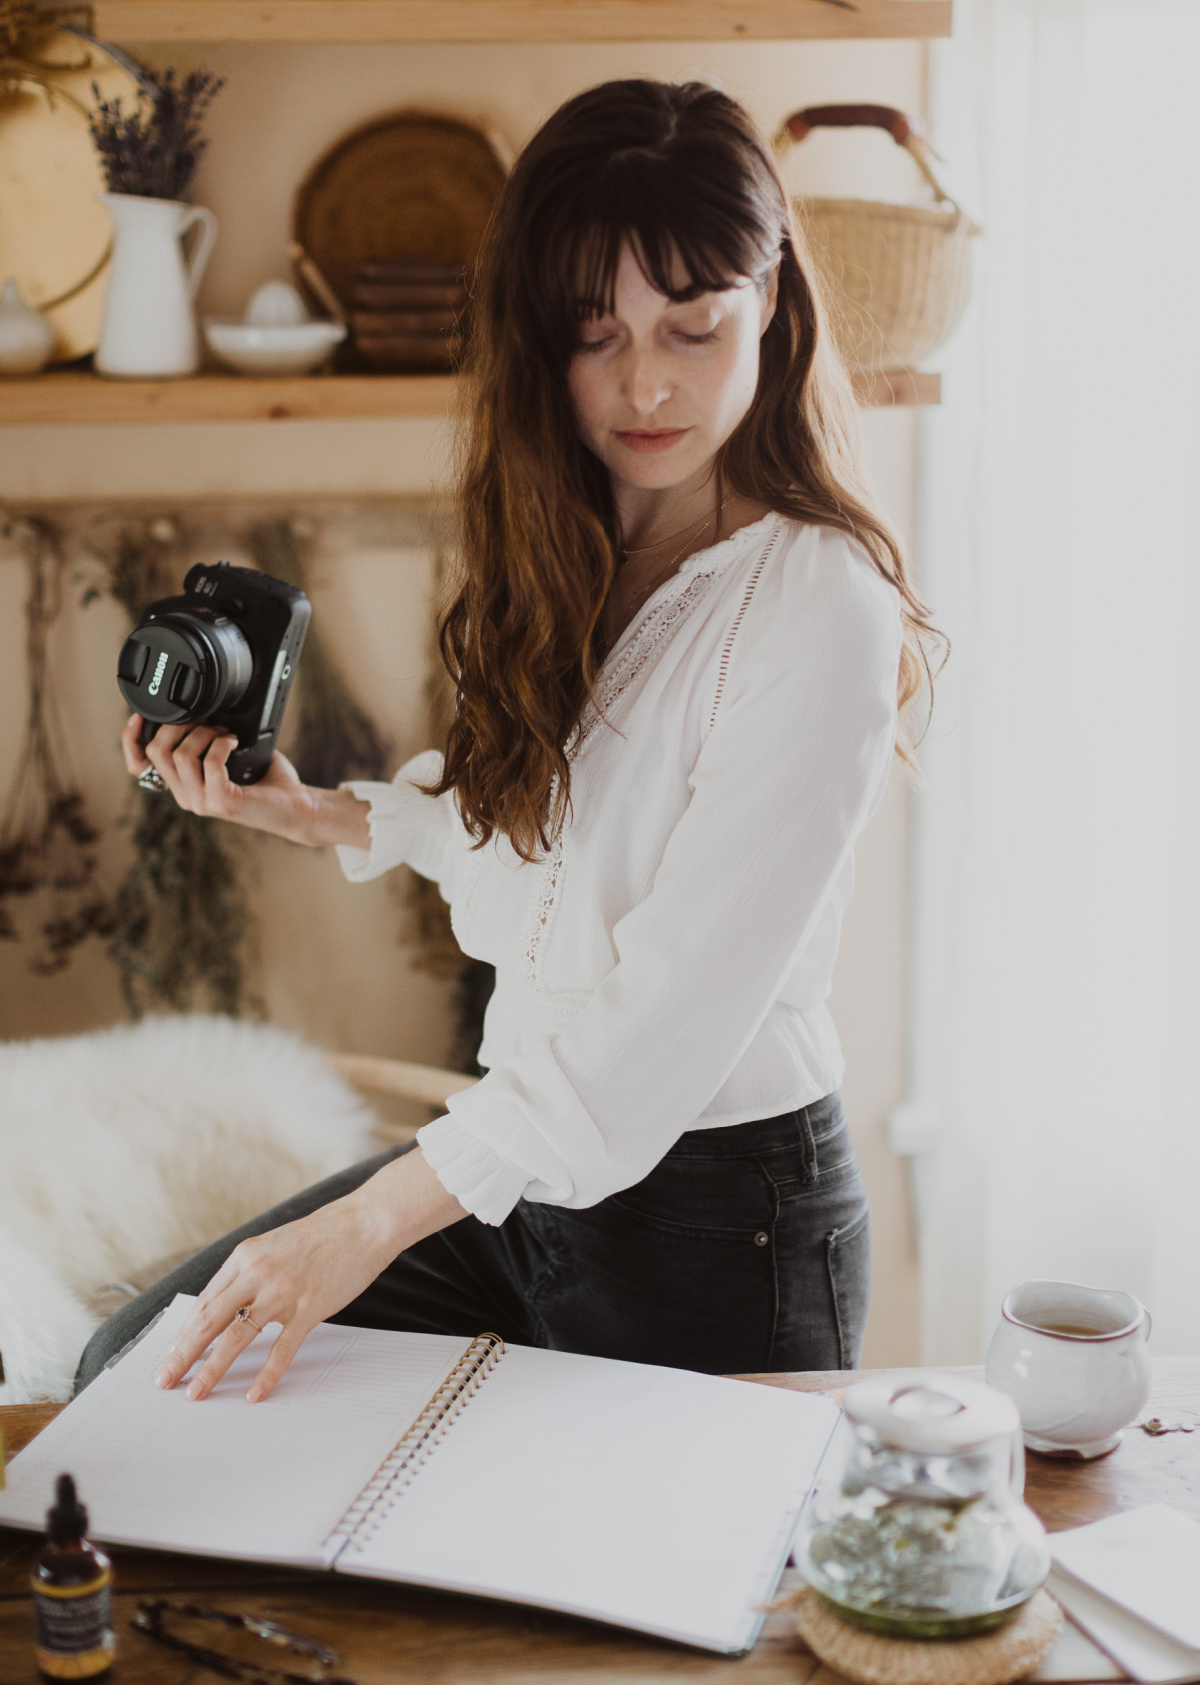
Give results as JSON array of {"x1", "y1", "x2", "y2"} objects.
[{"x1": 614, "y1": 428, "x2": 690, "y2": 454}]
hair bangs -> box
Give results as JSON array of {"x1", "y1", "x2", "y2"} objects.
[{"x1": 545, "y1": 149, "x2": 776, "y2": 345}]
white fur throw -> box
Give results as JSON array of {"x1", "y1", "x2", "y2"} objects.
[{"x1": 0, "y1": 1016, "x2": 377, "y2": 1405}]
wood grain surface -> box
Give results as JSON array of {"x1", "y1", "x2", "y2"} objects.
[
  {"x1": 4, "y1": 1358, "x2": 1197, "y2": 1683},
  {"x1": 0, "y1": 369, "x2": 940, "y2": 427},
  {"x1": 0, "y1": 371, "x2": 461, "y2": 425},
  {"x1": 89, "y1": 1, "x2": 954, "y2": 45}
]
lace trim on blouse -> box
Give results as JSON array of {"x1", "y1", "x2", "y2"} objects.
[{"x1": 520, "y1": 522, "x2": 778, "y2": 987}]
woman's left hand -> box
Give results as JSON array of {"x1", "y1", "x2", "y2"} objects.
[{"x1": 154, "y1": 1149, "x2": 466, "y2": 1403}]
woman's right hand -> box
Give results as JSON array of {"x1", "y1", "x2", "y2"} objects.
[{"x1": 121, "y1": 715, "x2": 371, "y2": 850}]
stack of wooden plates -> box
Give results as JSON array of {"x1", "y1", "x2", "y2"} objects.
[
  {"x1": 292, "y1": 110, "x2": 509, "y2": 374},
  {"x1": 350, "y1": 260, "x2": 466, "y2": 372}
]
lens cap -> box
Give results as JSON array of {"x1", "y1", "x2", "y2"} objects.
[{"x1": 117, "y1": 624, "x2": 210, "y2": 724}]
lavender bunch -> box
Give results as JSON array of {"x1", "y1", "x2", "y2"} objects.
[{"x1": 88, "y1": 65, "x2": 224, "y2": 201}]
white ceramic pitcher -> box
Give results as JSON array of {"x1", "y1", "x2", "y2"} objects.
[
  {"x1": 95, "y1": 194, "x2": 218, "y2": 378},
  {"x1": 985, "y1": 1279, "x2": 1152, "y2": 1459}
]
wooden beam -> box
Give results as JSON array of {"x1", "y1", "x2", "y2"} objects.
[
  {"x1": 0, "y1": 368, "x2": 938, "y2": 426},
  {"x1": 91, "y1": 0, "x2": 953, "y2": 44},
  {"x1": 0, "y1": 372, "x2": 459, "y2": 426}
]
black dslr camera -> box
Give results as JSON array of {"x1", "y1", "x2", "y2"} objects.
[{"x1": 116, "y1": 561, "x2": 311, "y2": 788}]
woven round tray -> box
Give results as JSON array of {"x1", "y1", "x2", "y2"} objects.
[
  {"x1": 292, "y1": 111, "x2": 508, "y2": 310},
  {"x1": 787, "y1": 1588, "x2": 1063, "y2": 1685}
]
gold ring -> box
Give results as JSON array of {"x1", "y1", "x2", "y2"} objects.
[{"x1": 234, "y1": 1305, "x2": 263, "y2": 1335}]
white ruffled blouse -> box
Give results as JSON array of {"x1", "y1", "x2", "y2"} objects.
[{"x1": 337, "y1": 512, "x2": 902, "y2": 1225}]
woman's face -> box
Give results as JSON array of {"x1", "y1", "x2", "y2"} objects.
[{"x1": 567, "y1": 242, "x2": 778, "y2": 497}]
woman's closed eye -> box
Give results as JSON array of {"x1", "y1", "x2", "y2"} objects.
[{"x1": 576, "y1": 327, "x2": 718, "y2": 354}]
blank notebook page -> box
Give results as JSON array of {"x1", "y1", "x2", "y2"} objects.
[
  {"x1": 338, "y1": 1342, "x2": 840, "y2": 1653},
  {"x1": 0, "y1": 1294, "x2": 468, "y2": 1567}
]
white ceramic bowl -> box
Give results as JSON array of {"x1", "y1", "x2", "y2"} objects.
[
  {"x1": 985, "y1": 1280, "x2": 1152, "y2": 1459},
  {"x1": 203, "y1": 319, "x2": 345, "y2": 376}
]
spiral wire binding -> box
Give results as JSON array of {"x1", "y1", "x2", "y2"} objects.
[{"x1": 323, "y1": 1332, "x2": 505, "y2": 1561}]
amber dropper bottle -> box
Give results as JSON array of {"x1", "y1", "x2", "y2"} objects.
[{"x1": 30, "y1": 1474, "x2": 116, "y2": 1678}]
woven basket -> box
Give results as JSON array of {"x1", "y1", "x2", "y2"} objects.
[{"x1": 776, "y1": 104, "x2": 981, "y2": 375}]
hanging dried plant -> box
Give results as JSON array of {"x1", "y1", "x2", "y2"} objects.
[
  {"x1": 84, "y1": 519, "x2": 256, "y2": 1017},
  {"x1": 88, "y1": 63, "x2": 223, "y2": 200},
  {"x1": 109, "y1": 785, "x2": 250, "y2": 1017},
  {"x1": 246, "y1": 515, "x2": 491, "y2": 1070},
  {"x1": 245, "y1": 518, "x2": 389, "y2": 789},
  {"x1": 82, "y1": 516, "x2": 178, "y2": 618},
  {"x1": 0, "y1": 515, "x2": 113, "y2": 975}
]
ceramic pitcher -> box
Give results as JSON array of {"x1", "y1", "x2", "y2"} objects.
[
  {"x1": 985, "y1": 1279, "x2": 1152, "y2": 1459},
  {"x1": 95, "y1": 194, "x2": 218, "y2": 378}
]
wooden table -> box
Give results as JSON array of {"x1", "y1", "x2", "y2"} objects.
[{"x1": 4, "y1": 1359, "x2": 1198, "y2": 1684}]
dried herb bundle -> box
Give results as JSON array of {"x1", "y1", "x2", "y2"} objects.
[
  {"x1": 85, "y1": 517, "x2": 178, "y2": 619},
  {"x1": 248, "y1": 517, "x2": 491, "y2": 1069},
  {"x1": 110, "y1": 785, "x2": 249, "y2": 1016},
  {"x1": 246, "y1": 518, "x2": 388, "y2": 789},
  {"x1": 0, "y1": 516, "x2": 112, "y2": 974},
  {"x1": 88, "y1": 63, "x2": 223, "y2": 200},
  {"x1": 86, "y1": 520, "x2": 255, "y2": 1017}
]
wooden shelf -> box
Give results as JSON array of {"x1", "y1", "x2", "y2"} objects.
[
  {"x1": 0, "y1": 368, "x2": 938, "y2": 427},
  {"x1": 0, "y1": 372, "x2": 458, "y2": 425},
  {"x1": 92, "y1": 0, "x2": 953, "y2": 43}
]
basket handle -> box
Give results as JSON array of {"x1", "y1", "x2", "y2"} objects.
[{"x1": 775, "y1": 103, "x2": 955, "y2": 207}]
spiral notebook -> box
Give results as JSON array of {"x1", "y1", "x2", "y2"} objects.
[{"x1": 0, "y1": 1294, "x2": 839, "y2": 1655}]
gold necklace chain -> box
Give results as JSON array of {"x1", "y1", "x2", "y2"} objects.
[
  {"x1": 621, "y1": 507, "x2": 714, "y2": 560},
  {"x1": 621, "y1": 498, "x2": 723, "y2": 595}
]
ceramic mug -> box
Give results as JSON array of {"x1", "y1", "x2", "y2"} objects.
[{"x1": 985, "y1": 1279, "x2": 1152, "y2": 1459}]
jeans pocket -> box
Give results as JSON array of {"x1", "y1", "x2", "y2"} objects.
[
  {"x1": 826, "y1": 1203, "x2": 872, "y2": 1369},
  {"x1": 523, "y1": 1195, "x2": 775, "y2": 1371},
  {"x1": 607, "y1": 1152, "x2": 771, "y2": 1236}
]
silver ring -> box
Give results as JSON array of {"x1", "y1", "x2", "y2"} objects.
[{"x1": 234, "y1": 1304, "x2": 263, "y2": 1335}]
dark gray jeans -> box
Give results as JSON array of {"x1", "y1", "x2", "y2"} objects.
[{"x1": 75, "y1": 1092, "x2": 870, "y2": 1392}]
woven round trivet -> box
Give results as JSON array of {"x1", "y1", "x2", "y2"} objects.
[{"x1": 786, "y1": 1588, "x2": 1063, "y2": 1685}]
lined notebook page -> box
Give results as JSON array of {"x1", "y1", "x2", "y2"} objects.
[
  {"x1": 0, "y1": 1295, "x2": 467, "y2": 1567},
  {"x1": 340, "y1": 1343, "x2": 840, "y2": 1654}
]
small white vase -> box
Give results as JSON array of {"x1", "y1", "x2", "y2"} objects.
[
  {"x1": 95, "y1": 193, "x2": 218, "y2": 379},
  {"x1": 0, "y1": 277, "x2": 56, "y2": 375}
]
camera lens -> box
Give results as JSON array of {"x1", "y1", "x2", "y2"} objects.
[{"x1": 117, "y1": 609, "x2": 253, "y2": 725}]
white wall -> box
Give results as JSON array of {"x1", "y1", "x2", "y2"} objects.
[{"x1": 0, "y1": 34, "x2": 927, "y2": 1362}]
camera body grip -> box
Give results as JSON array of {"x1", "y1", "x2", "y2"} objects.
[{"x1": 118, "y1": 561, "x2": 311, "y2": 788}]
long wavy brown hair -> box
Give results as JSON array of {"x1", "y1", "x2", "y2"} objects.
[{"x1": 428, "y1": 78, "x2": 941, "y2": 861}]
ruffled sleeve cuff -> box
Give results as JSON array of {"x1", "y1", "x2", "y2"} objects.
[
  {"x1": 334, "y1": 749, "x2": 452, "y2": 887},
  {"x1": 417, "y1": 1113, "x2": 531, "y2": 1227}
]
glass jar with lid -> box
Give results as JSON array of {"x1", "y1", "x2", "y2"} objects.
[{"x1": 794, "y1": 1373, "x2": 1050, "y2": 1637}]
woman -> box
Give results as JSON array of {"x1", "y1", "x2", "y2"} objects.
[{"x1": 78, "y1": 78, "x2": 936, "y2": 1401}]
